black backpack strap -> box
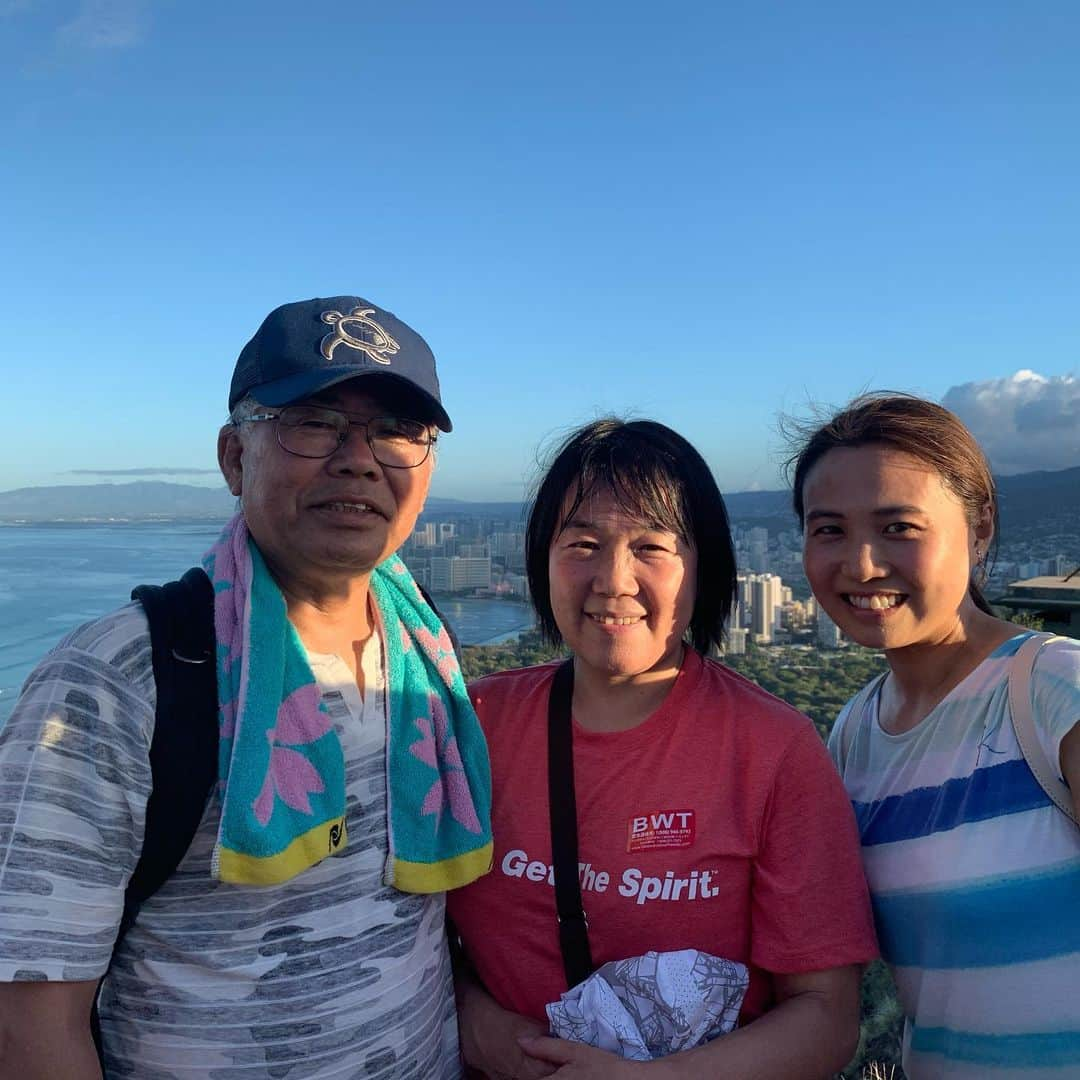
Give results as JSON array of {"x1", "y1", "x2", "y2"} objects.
[
  {"x1": 547, "y1": 659, "x2": 593, "y2": 988},
  {"x1": 125, "y1": 566, "x2": 218, "y2": 919},
  {"x1": 93, "y1": 567, "x2": 217, "y2": 1065}
]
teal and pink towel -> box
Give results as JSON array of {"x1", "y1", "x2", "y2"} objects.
[{"x1": 203, "y1": 514, "x2": 492, "y2": 890}]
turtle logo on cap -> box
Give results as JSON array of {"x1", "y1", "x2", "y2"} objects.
[{"x1": 320, "y1": 306, "x2": 400, "y2": 365}]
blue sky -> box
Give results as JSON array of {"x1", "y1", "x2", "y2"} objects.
[{"x1": 3, "y1": 1, "x2": 1078, "y2": 500}]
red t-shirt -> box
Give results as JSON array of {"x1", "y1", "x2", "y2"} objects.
[{"x1": 447, "y1": 649, "x2": 877, "y2": 1025}]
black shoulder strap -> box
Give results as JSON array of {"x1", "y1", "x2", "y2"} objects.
[
  {"x1": 547, "y1": 659, "x2": 593, "y2": 988},
  {"x1": 124, "y1": 566, "x2": 218, "y2": 921},
  {"x1": 94, "y1": 567, "x2": 218, "y2": 1065}
]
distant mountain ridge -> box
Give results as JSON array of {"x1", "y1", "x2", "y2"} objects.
[
  {"x1": 0, "y1": 467, "x2": 1076, "y2": 524},
  {"x1": 0, "y1": 482, "x2": 236, "y2": 520},
  {"x1": 0, "y1": 483, "x2": 529, "y2": 522}
]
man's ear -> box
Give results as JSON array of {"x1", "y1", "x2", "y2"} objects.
[{"x1": 218, "y1": 426, "x2": 244, "y2": 496}]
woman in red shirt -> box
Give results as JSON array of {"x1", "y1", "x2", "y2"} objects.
[{"x1": 448, "y1": 418, "x2": 877, "y2": 1079}]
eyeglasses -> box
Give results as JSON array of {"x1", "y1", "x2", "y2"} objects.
[{"x1": 246, "y1": 406, "x2": 436, "y2": 468}]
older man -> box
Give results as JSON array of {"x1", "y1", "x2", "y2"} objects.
[{"x1": 0, "y1": 297, "x2": 491, "y2": 1078}]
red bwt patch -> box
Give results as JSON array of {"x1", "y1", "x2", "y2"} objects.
[{"x1": 626, "y1": 809, "x2": 696, "y2": 852}]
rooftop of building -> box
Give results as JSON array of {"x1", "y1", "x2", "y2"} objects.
[
  {"x1": 994, "y1": 572, "x2": 1080, "y2": 616},
  {"x1": 1001, "y1": 573, "x2": 1080, "y2": 593}
]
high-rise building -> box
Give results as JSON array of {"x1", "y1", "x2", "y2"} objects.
[
  {"x1": 724, "y1": 627, "x2": 748, "y2": 655},
  {"x1": 784, "y1": 600, "x2": 810, "y2": 630},
  {"x1": 751, "y1": 574, "x2": 783, "y2": 643},
  {"x1": 430, "y1": 556, "x2": 492, "y2": 593},
  {"x1": 457, "y1": 543, "x2": 489, "y2": 559},
  {"x1": 490, "y1": 532, "x2": 525, "y2": 558},
  {"x1": 816, "y1": 610, "x2": 843, "y2": 649},
  {"x1": 736, "y1": 574, "x2": 754, "y2": 615},
  {"x1": 748, "y1": 540, "x2": 769, "y2": 573}
]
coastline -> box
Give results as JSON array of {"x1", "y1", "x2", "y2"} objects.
[{"x1": 469, "y1": 621, "x2": 536, "y2": 647}]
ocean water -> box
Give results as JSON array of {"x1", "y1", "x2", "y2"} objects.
[{"x1": 0, "y1": 523, "x2": 533, "y2": 725}]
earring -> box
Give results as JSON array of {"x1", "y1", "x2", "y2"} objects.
[{"x1": 972, "y1": 546, "x2": 988, "y2": 586}]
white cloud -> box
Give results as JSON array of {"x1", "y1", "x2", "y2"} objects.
[
  {"x1": 942, "y1": 370, "x2": 1080, "y2": 475},
  {"x1": 56, "y1": 0, "x2": 144, "y2": 49}
]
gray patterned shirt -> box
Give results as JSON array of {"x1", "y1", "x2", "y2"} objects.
[{"x1": 0, "y1": 603, "x2": 461, "y2": 1078}]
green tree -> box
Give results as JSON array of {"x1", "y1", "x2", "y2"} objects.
[{"x1": 998, "y1": 608, "x2": 1044, "y2": 631}]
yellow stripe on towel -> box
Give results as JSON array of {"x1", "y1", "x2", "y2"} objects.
[
  {"x1": 217, "y1": 816, "x2": 348, "y2": 885},
  {"x1": 391, "y1": 843, "x2": 494, "y2": 894}
]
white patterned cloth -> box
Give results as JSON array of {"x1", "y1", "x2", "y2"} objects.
[{"x1": 546, "y1": 949, "x2": 748, "y2": 1060}]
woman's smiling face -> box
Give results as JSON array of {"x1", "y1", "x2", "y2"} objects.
[
  {"x1": 548, "y1": 486, "x2": 697, "y2": 682},
  {"x1": 801, "y1": 444, "x2": 990, "y2": 653}
]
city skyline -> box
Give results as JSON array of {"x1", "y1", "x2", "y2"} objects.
[
  {"x1": 395, "y1": 508, "x2": 1077, "y2": 614},
  {"x1": 395, "y1": 508, "x2": 1080, "y2": 652}
]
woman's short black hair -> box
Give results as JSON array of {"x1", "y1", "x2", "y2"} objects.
[{"x1": 525, "y1": 418, "x2": 736, "y2": 655}]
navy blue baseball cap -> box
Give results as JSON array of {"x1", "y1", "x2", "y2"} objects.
[{"x1": 229, "y1": 296, "x2": 452, "y2": 431}]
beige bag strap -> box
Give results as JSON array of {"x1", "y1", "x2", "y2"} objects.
[
  {"x1": 836, "y1": 672, "x2": 888, "y2": 774},
  {"x1": 1008, "y1": 633, "x2": 1077, "y2": 825}
]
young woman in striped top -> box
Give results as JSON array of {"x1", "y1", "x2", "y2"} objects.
[{"x1": 792, "y1": 393, "x2": 1080, "y2": 1080}]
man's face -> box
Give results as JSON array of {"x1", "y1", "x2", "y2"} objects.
[{"x1": 218, "y1": 379, "x2": 434, "y2": 597}]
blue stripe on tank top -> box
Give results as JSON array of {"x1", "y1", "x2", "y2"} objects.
[
  {"x1": 911, "y1": 1025, "x2": 1080, "y2": 1068},
  {"x1": 853, "y1": 758, "x2": 1050, "y2": 847},
  {"x1": 874, "y1": 858, "x2": 1080, "y2": 968}
]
